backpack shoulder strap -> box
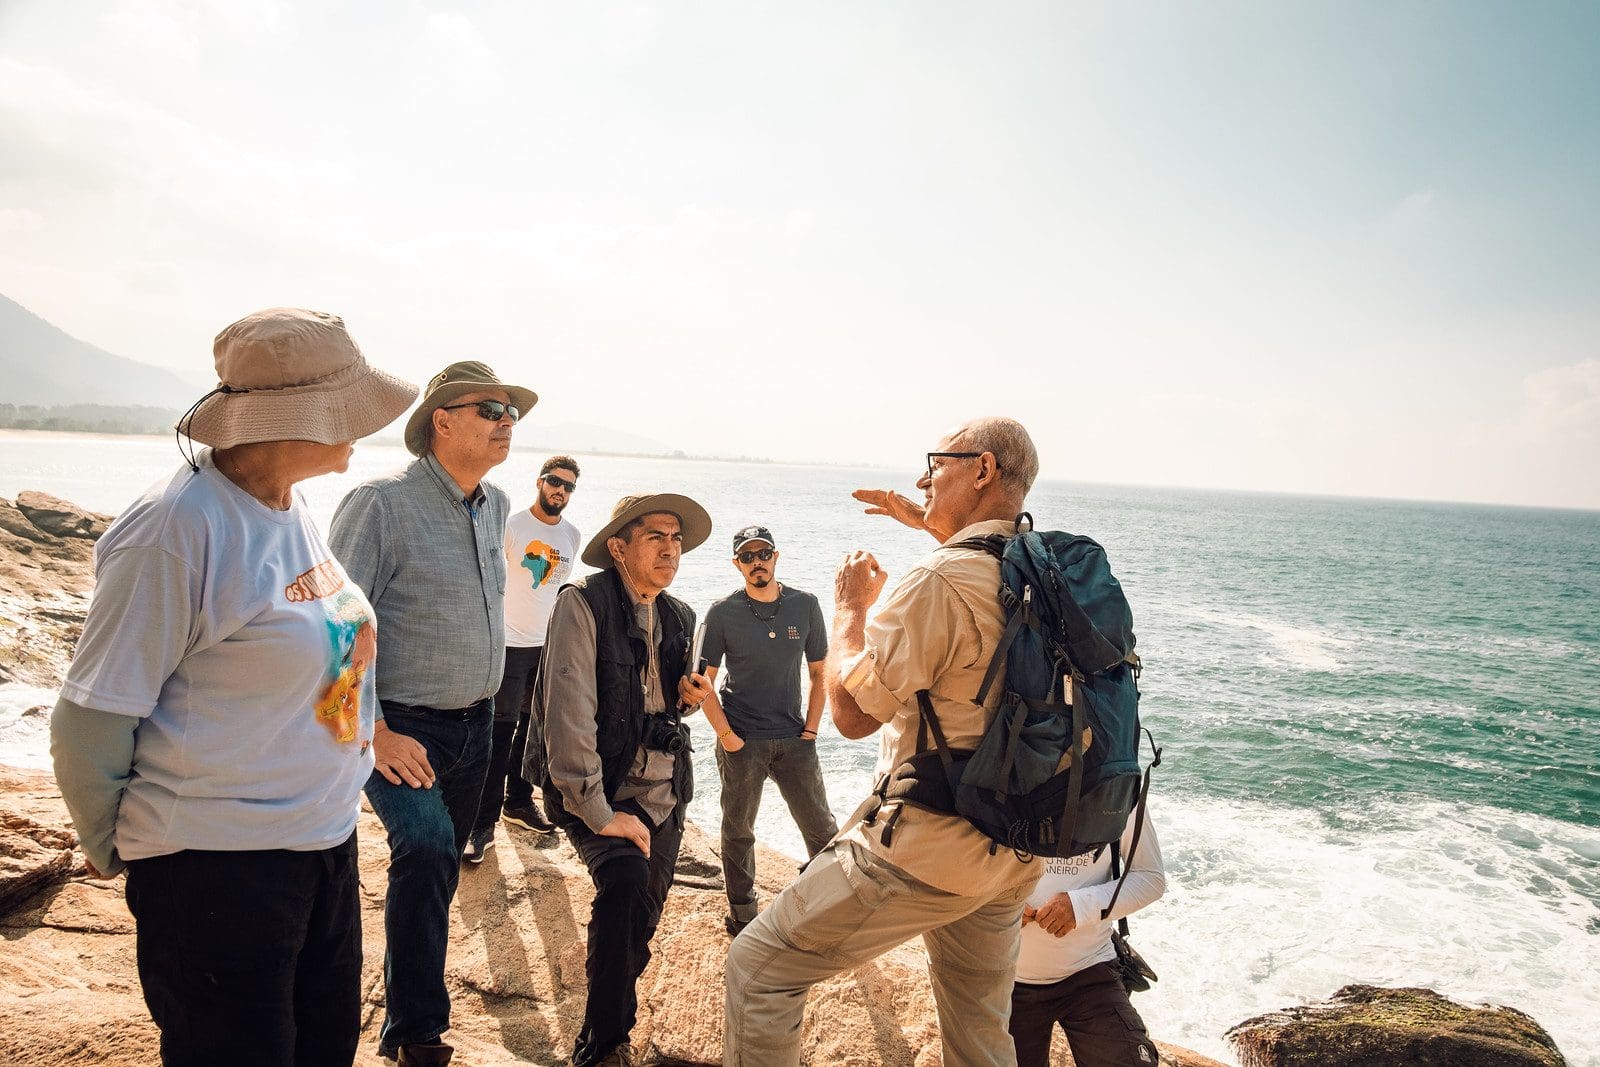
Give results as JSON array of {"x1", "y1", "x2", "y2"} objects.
[
  {"x1": 949, "y1": 527, "x2": 1026, "y2": 707},
  {"x1": 1100, "y1": 726, "x2": 1162, "y2": 924},
  {"x1": 950, "y1": 533, "x2": 1007, "y2": 559},
  {"x1": 915, "y1": 690, "x2": 957, "y2": 778}
]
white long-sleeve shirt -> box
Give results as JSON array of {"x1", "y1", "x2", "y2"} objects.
[{"x1": 1014, "y1": 808, "x2": 1166, "y2": 984}]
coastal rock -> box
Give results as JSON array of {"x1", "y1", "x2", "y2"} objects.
[
  {"x1": 0, "y1": 764, "x2": 1231, "y2": 1067},
  {"x1": 0, "y1": 496, "x2": 57, "y2": 544},
  {"x1": 14, "y1": 491, "x2": 110, "y2": 540},
  {"x1": 0, "y1": 491, "x2": 100, "y2": 687},
  {"x1": 0, "y1": 811, "x2": 78, "y2": 916},
  {"x1": 1226, "y1": 983, "x2": 1567, "y2": 1067}
]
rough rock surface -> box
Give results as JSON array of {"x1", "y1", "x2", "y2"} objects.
[
  {"x1": 14, "y1": 491, "x2": 111, "y2": 541},
  {"x1": 0, "y1": 494, "x2": 106, "y2": 688},
  {"x1": 0, "y1": 811, "x2": 78, "y2": 914},
  {"x1": 1226, "y1": 984, "x2": 1567, "y2": 1067},
  {"x1": 0, "y1": 765, "x2": 1228, "y2": 1067}
]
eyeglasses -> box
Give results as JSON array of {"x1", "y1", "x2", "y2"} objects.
[
  {"x1": 925, "y1": 451, "x2": 990, "y2": 481},
  {"x1": 441, "y1": 399, "x2": 520, "y2": 423},
  {"x1": 736, "y1": 548, "x2": 775, "y2": 564},
  {"x1": 542, "y1": 474, "x2": 578, "y2": 492}
]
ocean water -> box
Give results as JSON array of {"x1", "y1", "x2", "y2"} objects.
[{"x1": 2, "y1": 429, "x2": 1597, "y2": 1064}]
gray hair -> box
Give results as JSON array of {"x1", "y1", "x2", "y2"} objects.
[{"x1": 958, "y1": 416, "x2": 1039, "y2": 497}]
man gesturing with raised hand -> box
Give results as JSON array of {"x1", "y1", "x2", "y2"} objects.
[{"x1": 724, "y1": 417, "x2": 1045, "y2": 1067}]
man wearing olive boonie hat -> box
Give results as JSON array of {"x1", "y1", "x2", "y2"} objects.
[
  {"x1": 329, "y1": 359, "x2": 536, "y2": 1066},
  {"x1": 527, "y1": 492, "x2": 711, "y2": 1067}
]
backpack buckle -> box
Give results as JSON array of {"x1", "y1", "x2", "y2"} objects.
[
  {"x1": 861, "y1": 774, "x2": 890, "y2": 826},
  {"x1": 879, "y1": 803, "x2": 905, "y2": 846}
]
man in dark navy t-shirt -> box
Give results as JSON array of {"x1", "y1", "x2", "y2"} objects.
[{"x1": 698, "y1": 524, "x2": 839, "y2": 935}]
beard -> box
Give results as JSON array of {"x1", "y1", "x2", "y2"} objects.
[
  {"x1": 537, "y1": 493, "x2": 567, "y2": 516},
  {"x1": 749, "y1": 573, "x2": 772, "y2": 589}
]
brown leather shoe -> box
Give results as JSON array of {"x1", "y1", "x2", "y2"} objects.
[{"x1": 396, "y1": 1041, "x2": 454, "y2": 1067}]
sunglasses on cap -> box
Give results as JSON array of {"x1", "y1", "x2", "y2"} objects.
[
  {"x1": 737, "y1": 548, "x2": 775, "y2": 564},
  {"x1": 542, "y1": 474, "x2": 578, "y2": 492},
  {"x1": 441, "y1": 399, "x2": 520, "y2": 423}
]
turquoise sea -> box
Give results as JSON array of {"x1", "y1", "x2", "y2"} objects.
[{"x1": 2, "y1": 430, "x2": 1596, "y2": 1064}]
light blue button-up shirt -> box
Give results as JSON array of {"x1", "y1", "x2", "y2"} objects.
[{"x1": 330, "y1": 453, "x2": 509, "y2": 710}]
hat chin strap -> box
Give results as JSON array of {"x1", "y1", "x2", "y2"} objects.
[
  {"x1": 616, "y1": 557, "x2": 659, "y2": 602},
  {"x1": 176, "y1": 384, "x2": 251, "y2": 472}
]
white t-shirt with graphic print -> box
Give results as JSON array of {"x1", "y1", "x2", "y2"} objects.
[
  {"x1": 60, "y1": 451, "x2": 377, "y2": 860},
  {"x1": 502, "y1": 507, "x2": 580, "y2": 647}
]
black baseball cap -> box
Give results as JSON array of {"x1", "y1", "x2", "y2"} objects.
[{"x1": 732, "y1": 524, "x2": 775, "y2": 553}]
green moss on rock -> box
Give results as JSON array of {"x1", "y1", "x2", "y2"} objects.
[{"x1": 1226, "y1": 984, "x2": 1566, "y2": 1067}]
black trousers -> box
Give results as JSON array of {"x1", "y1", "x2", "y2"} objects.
[
  {"x1": 1009, "y1": 961, "x2": 1160, "y2": 1067},
  {"x1": 564, "y1": 801, "x2": 683, "y2": 1067},
  {"x1": 124, "y1": 833, "x2": 362, "y2": 1067},
  {"x1": 473, "y1": 644, "x2": 543, "y2": 834}
]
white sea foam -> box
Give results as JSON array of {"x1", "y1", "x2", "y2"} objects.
[
  {"x1": 1181, "y1": 607, "x2": 1353, "y2": 672},
  {"x1": 0, "y1": 683, "x2": 57, "y2": 770},
  {"x1": 690, "y1": 733, "x2": 1599, "y2": 1064},
  {"x1": 1134, "y1": 795, "x2": 1599, "y2": 1065}
]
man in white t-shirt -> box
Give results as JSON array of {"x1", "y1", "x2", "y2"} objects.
[
  {"x1": 465, "y1": 455, "x2": 583, "y2": 860},
  {"x1": 1010, "y1": 809, "x2": 1166, "y2": 1067}
]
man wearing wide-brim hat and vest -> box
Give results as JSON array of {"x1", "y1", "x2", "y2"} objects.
[
  {"x1": 528, "y1": 493, "x2": 712, "y2": 1067},
  {"x1": 330, "y1": 360, "x2": 537, "y2": 1067}
]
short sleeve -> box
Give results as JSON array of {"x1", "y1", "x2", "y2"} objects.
[
  {"x1": 840, "y1": 566, "x2": 963, "y2": 723},
  {"x1": 59, "y1": 545, "x2": 201, "y2": 718},
  {"x1": 804, "y1": 594, "x2": 828, "y2": 663},
  {"x1": 702, "y1": 602, "x2": 728, "y2": 669}
]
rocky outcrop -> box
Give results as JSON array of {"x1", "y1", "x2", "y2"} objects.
[
  {"x1": 13, "y1": 492, "x2": 110, "y2": 541},
  {"x1": 0, "y1": 493, "x2": 107, "y2": 688},
  {"x1": 0, "y1": 811, "x2": 78, "y2": 915},
  {"x1": 0, "y1": 764, "x2": 1230, "y2": 1067},
  {"x1": 1226, "y1": 984, "x2": 1567, "y2": 1067}
]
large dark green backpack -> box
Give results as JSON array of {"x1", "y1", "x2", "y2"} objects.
[{"x1": 860, "y1": 514, "x2": 1159, "y2": 860}]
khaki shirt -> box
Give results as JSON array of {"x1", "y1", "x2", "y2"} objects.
[{"x1": 840, "y1": 518, "x2": 1043, "y2": 897}]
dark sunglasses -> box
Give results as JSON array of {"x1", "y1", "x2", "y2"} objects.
[
  {"x1": 441, "y1": 399, "x2": 520, "y2": 423},
  {"x1": 737, "y1": 548, "x2": 775, "y2": 564},
  {"x1": 925, "y1": 450, "x2": 998, "y2": 481},
  {"x1": 542, "y1": 474, "x2": 578, "y2": 492}
]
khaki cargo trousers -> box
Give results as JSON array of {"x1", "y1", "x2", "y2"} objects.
[{"x1": 723, "y1": 839, "x2": 1033, "y2": 1066}]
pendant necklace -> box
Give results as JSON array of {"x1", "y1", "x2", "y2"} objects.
[{"x1": 745, "y1": 586, "x2": 781, "y2": 639}]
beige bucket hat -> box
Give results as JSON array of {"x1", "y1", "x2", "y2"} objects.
[
  {"x1": 179, "y1": 308, "x2": 418, "y2": 449},
  {"x1": 581, "y1": 493, "x2": 713, "y2": 569},
  {"x1": 403, "y1": 361, "x2": 539, "y2": 456}
]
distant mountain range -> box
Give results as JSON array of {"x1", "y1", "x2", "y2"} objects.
[
  {"x1": 0, "y1": 294, "x2": 201, "y2": 408},
  {"x1": 0, "y1": 294, "x2": 687, "y2": 457}
]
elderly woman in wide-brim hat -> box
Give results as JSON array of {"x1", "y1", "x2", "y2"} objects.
[{"x1": 50, "y1": 307, "x2": 417, "y2": 1066}]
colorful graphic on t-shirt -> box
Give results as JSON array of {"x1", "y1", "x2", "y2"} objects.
[
  {"x1": 521, "y1": 539, "x2": 564, "y2": 589},
  {"x1": 314, "y1": 589, "x2": 375, "y2": 744}
]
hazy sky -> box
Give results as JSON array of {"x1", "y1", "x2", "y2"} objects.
[{"x1": 2, "y1": 2, "x2": 1596, "y2": 509}]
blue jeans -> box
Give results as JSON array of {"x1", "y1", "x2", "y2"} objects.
[{"x1": 363, "y1": 701, "x2": 493, "y2": 1050}]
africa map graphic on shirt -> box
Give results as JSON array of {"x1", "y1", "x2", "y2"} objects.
[
  {"x1": 521, "y1": 539, "x2": 566, "y2": 589},
  {"x1": 312, "y1": 587, "x2": 375, "y2": 745}
]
